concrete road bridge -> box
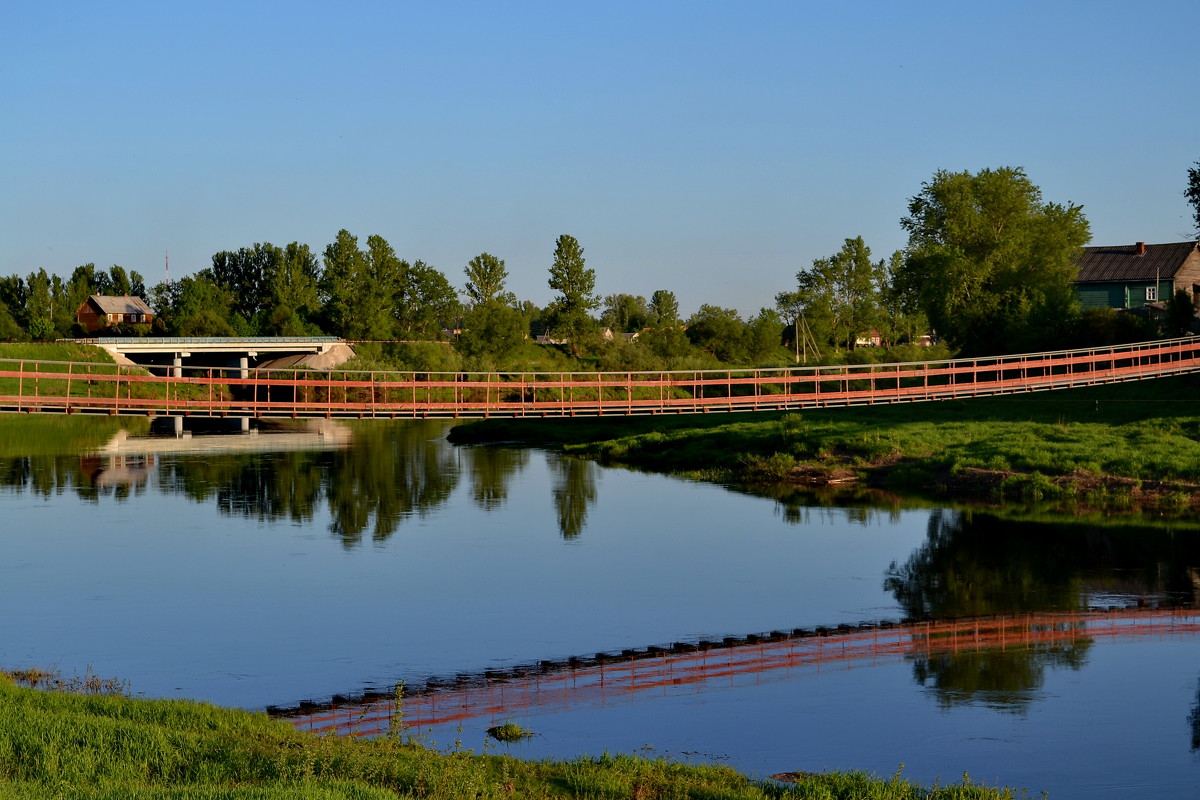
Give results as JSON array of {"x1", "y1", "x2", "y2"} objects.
[
  {"x1": 66, "y1": 336, "x2": 346, "y2": 377},
  {"x1": 3, "y1": 336, "x2": 1200, "y2": 419}
]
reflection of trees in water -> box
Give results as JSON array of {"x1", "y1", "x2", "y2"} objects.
[
  {"x1": 0, "y1": 454, "x2": 148, "y2": 504},
  {"x1": 886, "y1": 509, "x2": 1200, "y2": 620},
  {"x1": 325, "y1": 423, "x2": 458, "y2": 546},
  {"x1": 911, "y1": 638, "x2": 1092, "y2": 714},
  {"x1": 752, "y1": 483, "x2": 905, "y2": 527},
  {"x1": 885, "y1": 509, "x2": 1083, "y2": 620},
  {"x1": 886, "y1": 508, "x2": 1200, "y2": 713},
  {"x1": 1191, "y1": 678, "x2": 1200, "y2": 751},
  {"x1": 551, "y1": 455, "x2": 597, "y2": 539},
  {"x1": 464, "y1": 445, "x2": 529, "y2": 512},
  {"x1": 125, "y1": 421, "x2": 459, "y2": 547}
]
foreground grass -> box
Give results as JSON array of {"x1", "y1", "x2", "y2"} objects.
[
  {"x1": 449, "y1": 374, "x2": 1200, "y2": 508},
  {"x1": 0, "y1": 675, "x2": 1030, "y2": 800}
]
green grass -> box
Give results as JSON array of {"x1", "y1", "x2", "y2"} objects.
[
  {"x1": 0, "y1": 342, "x2": 226, "y2": 407},
  {"x1": 449, "y1": 373, "x2": 1200, "y2": 508},
  {"x1": 0, "y1": 342, "x2": 122, "y2": 363},
  {"x1": 0, "y1": 414, "x2": 149, "y2": 457},
  {"x1": 0, "y1": 674, "x2": 1032, "y2": 799}
]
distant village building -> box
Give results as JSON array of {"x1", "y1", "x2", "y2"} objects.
[
  {"x1": 1074, "y1": 241, "x2": 1200, "y2": 310},
  {"x1": 75, "y1": 294, "x2": 155, "y2": 333}
]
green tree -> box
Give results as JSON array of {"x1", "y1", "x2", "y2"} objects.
[
  {"x1": 649, "y1": 289, "x2": 679, "y2": 326},
  {"x1": 1187, "y1": 161, "x2": 1200, "y2": 235},
  {"x1": 24, "y1": 268, "x2": 54, "y2": 339},
  {"x1": 107, "y1": 265, "x2": 132, "y2": 296},
  {"x1": 262, "y1": 242, "x2": 322, "y2": 335},
  {"x1": 463, "y1": 252, "x2": 508, "y2": 307},
  {"x1": 209, "y1": 245, "x2": 278, "y2": 323},
  {"x1": 456, "y1": 300, "x2": 528, "y2": 365},
  {"x1": 0, "y1": 305, "x2": 22, "y2": 341},
  {"x1": 639, "y1": 325, "x2": 693, "y2": 363},
  {"x1": 395, "y1": 260, "x2": 459, "y2": 339},
  {"x1": 320, "y1": 230, "x2": 374, "y2": 339},
  {"x1": 545, "y1": 234, "x2": 599, "y2": 351},
  {"x1": 361, "y1": 235, "x2": 406, "y2": 339},
  {"x1": 599, "y1": 293, "x2": 650, "y2": 333},
  {"x1": 877, "y1": 250, "x2": 929, "y2": 347},
  {"x1": 171, "y1": 274, "x2": 240, "y2": 336},
  {"x1": 896, "y1": 166, "x2": 1090, "y2": 355},
  {"x1": 0, "y1": 275, "x2": 29, "y2": 330},
  {"x1": 787, "y1": 236, "x2": 883, "y2": 352},
  {"x1": 686, "y1": 304, "x2": 745, "y2": 363},
  {"x1": 744, "y1": 308, "x2": 785, "y2": 362},
  {"x1": 1165, "y1": 288, "x2": 1196, "y2": 336}
]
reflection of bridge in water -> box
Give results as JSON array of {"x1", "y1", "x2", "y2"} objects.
[
  {"x1": 4, "y1": 337, "x2": 1200, "y2": 419},
  {"x1": 273, "y1": 607, "x2": 1200, "y2": 737}
]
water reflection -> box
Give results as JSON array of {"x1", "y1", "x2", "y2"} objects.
[
  {"x1": 1190, "y1": 679, "x2": 1200, "y2": 752},
  {"x1": 880, "y1": 508, "x2": 1200, "y2": 712},
  {"x1": 886, "y1": 509, "x2": 1200, "y2": 620},
  {"x1": 552, "y1": 455, "x2": 597, "y2": 539},
  {"x1": 462, "y1": 445, "x2": 529, "y2": 512},
  {"x1": 911, "y1": 638, "x2": 1090, "y2": 713},
  {"x1": 277, "y1": 608, "x2": 1198, "y2": 736}
]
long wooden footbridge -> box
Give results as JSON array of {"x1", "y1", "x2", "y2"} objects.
[
  {"x1": 2, "y1": 337, "x2": 1199, "y2": 419},
  {"x1": 274, "y1": 606, "x2": 1200, "y2": 737}
]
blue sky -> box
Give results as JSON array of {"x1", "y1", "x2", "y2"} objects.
[{"x1": 3, "y1": 1, "x2": 1197, "y2": 316}]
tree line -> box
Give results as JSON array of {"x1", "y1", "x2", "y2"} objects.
[{"x1": 4, "y1": 164, "x2": 1199, "y2": 366}]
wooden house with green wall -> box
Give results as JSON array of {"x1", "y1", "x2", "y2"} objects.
[{"x1": 1074, "y1": 241, "x2": 1200, "y2": 310}]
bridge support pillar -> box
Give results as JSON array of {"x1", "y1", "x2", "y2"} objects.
[
  {"x1": 172, "y1": 415, "x2": 183, "y2": 437},
  {"x1": 172, "y1": 355, "x2": 183, "y2": 378},
  {"x1": 239, "y1": 356, "x2": 249, "y2": 380},
  {"x1": 239, "y1": 416, "x2": 250, "y2": 432}
]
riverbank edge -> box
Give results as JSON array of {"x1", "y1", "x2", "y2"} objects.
[
  {"x1": 446, "y1": 375, "x2": 1200, "y2": 518},
  {"x1": 0, "y1": 672, "x2": 1027, "y2": 800}
]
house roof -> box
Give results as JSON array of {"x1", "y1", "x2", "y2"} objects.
[
  {"x1": 1075, "y1": 241, "x2": 1199, "y2": 283},
  {"x1": 87, "y1": 294, "x2": 154, "y2": 315}
]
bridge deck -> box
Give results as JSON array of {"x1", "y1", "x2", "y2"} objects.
[{"x1": 3, "y1": 337, "x2": 1199, "y2": 419}]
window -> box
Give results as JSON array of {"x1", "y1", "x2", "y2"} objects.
[{"x1": 1146, "y1": 286, "x2": 1158, "y2": 302}]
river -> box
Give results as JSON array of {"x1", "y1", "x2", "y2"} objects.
[{"x1": 1, "y1": 416, "x2": 1198, "y2": 798}]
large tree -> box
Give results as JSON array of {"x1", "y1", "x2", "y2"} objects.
[
  {"x1": 320, "y1": 230, "x2": 376, "y2": 339},
  {"x1": 462, "y1": 252, "x2": 508, "y2": 307},
  {"x1": 395, "y1": 260, "x2": 460, "y2": 338},
  {"x1": 1186, "y1": 161, "x2": 1200, "y2": 235},
  {"x1": 785, "y1": 236, "x2": 883, "y2": 352},
  {"x1": 649, "y1": 289, "x2": 679, "y2": 326},
  {"x1": 545, "y1": 234, "x2": 599, "y2": 350},
  {"x1": 209, "y1": 245, "x2": 278, "y2": 323},
  {"x1": 599, "y1": 293, "x2": 650, "y2": 333},
  {"x1": 895, "y1": 166, "x2": 1090, "y2": 355}
]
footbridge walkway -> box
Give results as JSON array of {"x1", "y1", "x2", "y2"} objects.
[{"x1": 2, "y1": 337, "x2": 1199, "y2": 419}]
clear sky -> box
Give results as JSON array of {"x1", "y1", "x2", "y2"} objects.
[{"x1": 3, "y1": 1, "x2": 1197, "y2": 317}]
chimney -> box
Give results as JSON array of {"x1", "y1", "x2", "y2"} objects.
[{"x1": 1136, "y1": 242, "x2": 1146, "y2": 255}]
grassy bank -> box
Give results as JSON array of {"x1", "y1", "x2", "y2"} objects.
[
  {"x1": 0, "y1": 342, "x2": 227, "y2": 408},
  {"x1": 449, "y1": 373, "x2": 1200, "y2": 511},
  {"x1": 0, "y1": 672, "x2": 1031, "y2": 799}
]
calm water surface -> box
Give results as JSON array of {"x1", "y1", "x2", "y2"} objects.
[{"x1": 1, "y1": 417, "x2": 1198, "y2": 799}]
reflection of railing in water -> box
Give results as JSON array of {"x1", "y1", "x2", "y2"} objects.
[
  {"x1": 3, "y1": 337, "x2": 1200, "y2": 418},
  {"x1": 273, "y1": 607, "x2": 1200, "y2": 737}
]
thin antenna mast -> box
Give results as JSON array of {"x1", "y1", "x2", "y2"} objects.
[{"x1": 165, "y1": 250, "x2": 170, "y2": 289}]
